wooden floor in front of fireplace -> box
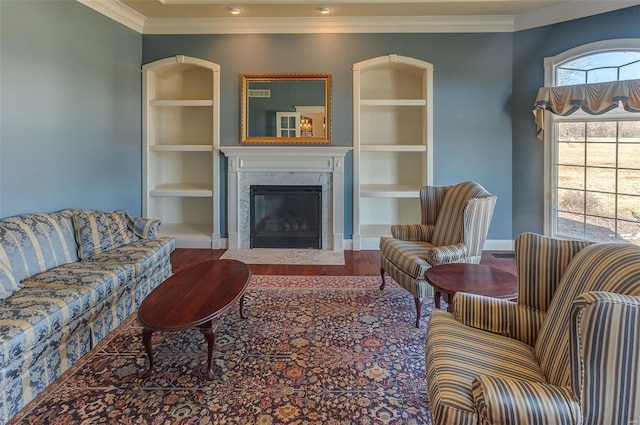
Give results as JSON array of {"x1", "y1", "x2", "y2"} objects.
[{"x1": 170, "y1": 249, "x2": 516, "y2": 277}]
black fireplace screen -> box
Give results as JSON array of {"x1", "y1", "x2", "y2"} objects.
[{"x1": 250, "y1": 185, "x2": 322, "y2": 249}]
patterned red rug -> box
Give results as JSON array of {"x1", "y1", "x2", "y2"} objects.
[{"x1": 10, "y1": 276, "x2": 434, "y2": 424}]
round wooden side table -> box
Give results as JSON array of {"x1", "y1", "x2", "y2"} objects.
[{"x1": 425, "y1": 263, "x2": 518, "y2": 312}]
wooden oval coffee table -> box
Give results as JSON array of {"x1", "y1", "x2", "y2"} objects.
[
  {"x1": 425, "y1": 263, "x2": 518, "y2": 313},
  {"x1": 137, "y1": 259, "x2": 251, "y2": 379}
]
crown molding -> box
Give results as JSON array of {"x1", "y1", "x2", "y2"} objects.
[
  {"x1": 514, "y1": 0, "x2": 640, "y2": 31},
  {"x1": 143, "y1": 15, "x2": 514, "y2": 34},
  {"x1": 78, "y1": 0, "x2": 639, "y2": 35},
  {"x1": 77, "y1": 0, "x2": 146, "y2": 33}
]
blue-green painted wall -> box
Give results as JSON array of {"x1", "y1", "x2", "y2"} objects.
[
  {"x1": 0, "y1": 1, "x2": 142, "y2": 218},
  {"x1": 143, "y1": 33, "x2": 515, "y2": 240},
  {"x1": 512, "y1": 7, "x2": 640, "y2": 236},
  {"x1": 1, "y1": 1, "x2": 637, "y2": 242}
]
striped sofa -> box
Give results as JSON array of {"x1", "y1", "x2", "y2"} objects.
[
  {"x1": 379, "y1": 181, "x2": 497, "y2": 327},
  {"x1": 425, "y1": 233, "x2": 640, "y2": 424},
  {"x1": 0, "y1": 209, "x2": 174, "y2": 424}
]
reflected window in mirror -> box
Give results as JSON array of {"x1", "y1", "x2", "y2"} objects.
[{"x1": 241, "y1": 74, "x2": 331, "y2": 144}]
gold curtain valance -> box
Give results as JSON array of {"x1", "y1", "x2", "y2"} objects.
[{"x1": 533, "y1": 79, "x2": 640, "y2": 140}]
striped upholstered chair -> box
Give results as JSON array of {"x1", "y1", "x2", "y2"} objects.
[
  {"x1": 379, "y1": 181, "x2": 496, "y2": 327},
  {"x1": 425, "y1": 233, "x2": 640, "y2": 424}
]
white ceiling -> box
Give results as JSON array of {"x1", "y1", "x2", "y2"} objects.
[{"x1": 78, "y1": 0, "x2": 640, "y2": 34}]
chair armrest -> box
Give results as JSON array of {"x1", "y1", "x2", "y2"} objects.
[
  {"x1": 453, "y1": 293, "x2": 546, "y2": 346},
  {"x1": 472, "y1": 375, "x2": 582, "y2": 425},
  {"x1": 570, "y1": 292, "x2": 640, "y2": 424},
  {"x1": 126, "y1": 214, "x2": 161, "y2": 239},
  {"x1": 453, "y1": 293, "x2": 515, "y2": 336},
  {"x1": 425, "y1": 243, "x2": 467, "y2": 265},
  {"x1": 390, "y1": 224, "x2": 433, "y2": 241}
]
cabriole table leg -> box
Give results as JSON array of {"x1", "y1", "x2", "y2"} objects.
[
  {"x1": 198, "y1": 321, "x2": 219, "y2": 380},
  {"x1": 138, "y1": 328, "x2": 154, "y2": 378}
]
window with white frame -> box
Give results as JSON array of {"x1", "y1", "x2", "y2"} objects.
[{"x1": 543, "y1": 39, "x2": 640, "y2": 244}]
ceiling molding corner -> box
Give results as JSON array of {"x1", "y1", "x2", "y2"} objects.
[
  {"x1": 514, "y1": 0, "x2": 640, "y2": 31},
  {"x1": 77, "y1": 0, "x2": 146, "y2": 33}
]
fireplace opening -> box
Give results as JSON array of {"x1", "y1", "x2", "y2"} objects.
[{"x1": 250, "y1": 185, "x2": 322, "y2": 249}]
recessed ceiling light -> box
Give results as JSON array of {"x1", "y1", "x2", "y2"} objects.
[
  {"x1": 228, "y1": 6, "x2": 243, "y2": 15},
  {"x1": 316, "y1": 6, "x2": 332, "y2": 14}
]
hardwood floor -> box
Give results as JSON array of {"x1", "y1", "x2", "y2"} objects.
[{"x1": 170, "y1": 249, "x2": 517, "y2": 276}]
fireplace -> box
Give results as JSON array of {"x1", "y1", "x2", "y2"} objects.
[
  {"x1": 219, "y1": 146, "x2": 351, "y2": 251},
  {"x1": 250, "y1": 185, "x2": 322, "y2": 248}
]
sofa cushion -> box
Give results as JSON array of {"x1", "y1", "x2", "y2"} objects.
[
  {"x1": 425, "y1": 310, "x2": 547, "y2": 424},
  {"x1": 0, "y1": 262, "x2": 135, "y2": 370},
  {"x1": 125, "y1": 214, "x2": 161, "y2": 239},
  {"x1": 85, "y1": 237, "x2": 175, "y2": 277},
  {"x1": 73, "y1": 210, "x2": 138, "y2": 260},
  {"x1": 0, "y1": 210, "x2": 79, "y2": 282},
  {"x1": 0, "y1": 262, "x2": 21, "y2": 302}
]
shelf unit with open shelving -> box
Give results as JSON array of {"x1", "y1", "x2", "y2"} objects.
[
  {"x1": 142, "y1": 55, "x2": 221, "y2": 248},
  {"x1": 352, "y1": 54, "x2": 434, "y2": 250}
]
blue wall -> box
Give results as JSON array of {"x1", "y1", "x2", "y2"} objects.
[
  {"x1": 0, "y1": 1, "x2": 142, "y2": 218},
  {"x1": 143, "y1": 32, "x2": 514, "y2": 240},
  {"x1": 512, "y1": 6, "x2": 640, "y2": 236},
  {"x1": 2, "y1": 1, "x2": 636, "y2": 242}
]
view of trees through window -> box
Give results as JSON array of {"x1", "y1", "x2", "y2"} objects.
[{"x1": 551, "y1": 48, "x2": 640, "y2": 244}]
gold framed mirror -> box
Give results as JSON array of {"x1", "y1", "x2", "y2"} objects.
[{"x1": 241, "y1": 73, "x2": 331, "y2": 144}]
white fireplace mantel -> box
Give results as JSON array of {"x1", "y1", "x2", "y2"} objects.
[{"x1": 218, "y1": 146, "x2": 352, "y2": 251}]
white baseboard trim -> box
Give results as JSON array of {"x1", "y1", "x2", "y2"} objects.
[
  {"x1": 482, "y1": 239, "x2": 515, "y2": 251},
  {"x1": 194, "y1": 238, "x2": 513, "y2": 251},
  {"x1": 343, "y1": 238, "x2": 515, "y2": 251}
]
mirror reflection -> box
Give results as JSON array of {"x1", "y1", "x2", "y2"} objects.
[{"x1": 241, "y1": 74, "x2": 331, "y2": 144}]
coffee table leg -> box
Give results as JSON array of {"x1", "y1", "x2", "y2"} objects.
[
  {"x1": 138, "y1": 328, "x2": 154, "y2": 378},
  {"x1": 199, "y1": 321, "x2": 219, "y2": 380},
  {"x1": 239, "y1": 295, "x2": 246, "y2": 319},
  {"x1": 434, "y1": 290, "x2": 442, "y2": 310}
]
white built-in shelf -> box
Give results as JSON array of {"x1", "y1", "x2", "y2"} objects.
[
  {"x1": 360, "y1": 145, "x2": 427, "y2": 152},
  {"x1": 352, "y1": 54, "x2": 433, "y2": 251},
  {"x1": 150, "y1": 99, "x2": 213, "y2": 107},
  {"x1": 149, "y1": 183, "x2": 213, "y2": 197},
  {"x1": 150, "y1": 145, "x2": 213, "y2": 152},
  {"x1": 158, "y1": 223, "x2": 213, "y2": 237},
  {"x1": 361, "y1": 224, "x2": 393, "y2": 238},
  {"x1": 360, "y1": 99, "x2": 426, "y2": 106},
  {"x1": 360, "y1": 184, "x2": 421, "y2": 198},
  {"x1": 142, "y1": 55, "x2": 221, "y2": 249}
]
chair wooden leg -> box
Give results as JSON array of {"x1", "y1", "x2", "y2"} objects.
[
  {"x1": 414, "y1": 297, "x2": 424, "y2": 328},
  {"x1": 379, "y1": 267, "x2": 386, "y2": 290}
]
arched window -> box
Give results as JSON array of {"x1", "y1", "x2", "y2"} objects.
[{"x1": 541, "y1": 39, "x2": 640, "y2": 244}]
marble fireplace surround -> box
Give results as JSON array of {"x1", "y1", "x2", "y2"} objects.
[{"x1": 219, "y1": 146, "x2": 352, "y2": 251}]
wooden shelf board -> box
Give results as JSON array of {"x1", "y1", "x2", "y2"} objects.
[
  {"x1": 150, "y1": 145, "x2": 213, "y2": 152},
  {"x1": 360, "y1": 184, "x2": 421, "y2": 198},
  {"x1": 158, "y1": 223, "x2": 213, "y2": 237},
  {"x1": 360, "y1": 99, "x2": 426, "y2": 106},
  {"x1": 150, "y1": 183, "x2": 213, "y2": 197},
  {"x1": 360, "y1": 145, "x2": 426, "y2": 152},
  {"x1": 150, "y1": 99, "x2": 213, "y2": 107}
]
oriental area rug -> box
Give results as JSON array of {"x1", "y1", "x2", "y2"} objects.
[{"x1": 10, "y1": 276, "x2": 434, "y2": 425}]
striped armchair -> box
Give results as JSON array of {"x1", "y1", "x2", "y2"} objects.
[
  {"x1": 425, "y1": 233, "x2": 640, "y2": 424},
  {"x1": 379, "y1": 181, "x2": 497, "y2": 327}
]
